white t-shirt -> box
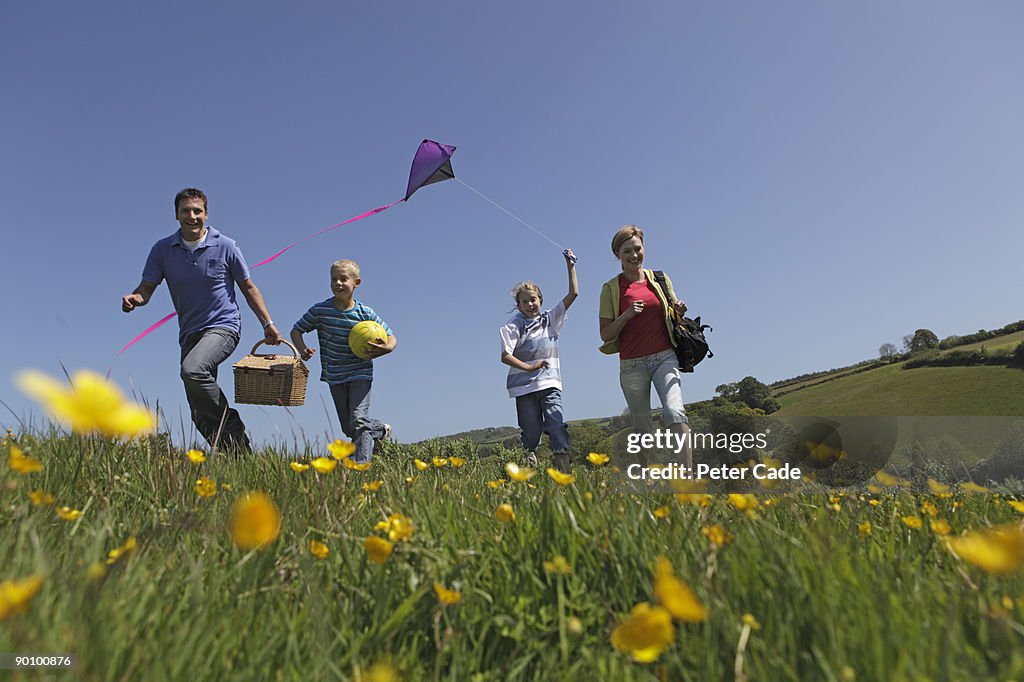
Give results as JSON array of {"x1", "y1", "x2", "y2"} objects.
[{"x1": 499, "y1": 300, "x2": 567, "y2": 398}]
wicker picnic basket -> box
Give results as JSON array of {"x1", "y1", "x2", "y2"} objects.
[{"x1": 233, "y1": 340, "x2": 309, "y2": 406}]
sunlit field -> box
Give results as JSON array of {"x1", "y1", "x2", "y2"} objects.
[{"x1": 4, "y1": 421, "x2": 1024, "y2": 681}]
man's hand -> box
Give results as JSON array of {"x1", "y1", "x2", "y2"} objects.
[
  {"x1": 264, "y1": 324, "x2": 284, "y2": 345},
  {"x1": 122, "y1": 293, "x2": 145, "y2": 313}
]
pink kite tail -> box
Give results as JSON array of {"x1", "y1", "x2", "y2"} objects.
[
  {"x1": 250, "y1": 198, "x2": 404, "y2": 268},
  {"x1": 106, "y1": 311, "x2": 179, "y2": 379}
]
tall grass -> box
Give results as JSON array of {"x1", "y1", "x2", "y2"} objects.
[{"x1": 2, "y1": 430, "x2": 1023, "y2": 681}]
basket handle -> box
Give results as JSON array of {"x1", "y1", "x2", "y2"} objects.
[{"x1": 249, "y1": 339, "x2": 300, "y2": 359}]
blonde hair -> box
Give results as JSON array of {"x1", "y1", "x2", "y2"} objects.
[
  {"x1": 330, "y1": 259, "x2": 360, "y2": 278},
  {"x1": 510, "y1": 280, "x2": 542, "y2": 305},
  {"x1": 611, "y1": 224, "x2": 644, "y2": 256}
]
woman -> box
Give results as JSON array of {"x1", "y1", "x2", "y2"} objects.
[{"x1": 599, "y1": 225, "x2": 692, "y2": 466}]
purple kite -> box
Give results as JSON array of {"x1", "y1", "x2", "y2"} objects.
[{"x1": 108, "y1": 140, "x2": 457, "y2": 376}]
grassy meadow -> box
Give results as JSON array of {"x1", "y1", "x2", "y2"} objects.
[{"x1": 3, "y1": 427, "x2": 1024, "y2": 681}]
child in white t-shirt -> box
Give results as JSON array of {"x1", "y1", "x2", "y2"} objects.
[{"x1": 499, "y1": 249, "x2": 578, "y2": 473}]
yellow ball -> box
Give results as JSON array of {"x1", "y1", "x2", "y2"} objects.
[{"x1": 349, "y1": 320, "x2": 387, "y2": 360}]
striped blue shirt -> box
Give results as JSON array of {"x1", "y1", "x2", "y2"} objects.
[
  {"x1": 499, "y1": 301, "x2": 567, "y2": 398},
  {"x1": 293, "y1": 299, "x2": 392, "y2": 385}
]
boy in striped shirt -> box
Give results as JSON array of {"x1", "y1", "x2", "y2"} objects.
[
  {"x1": 499, "y1": 249, "x2": 578, "y2": 473},
  {"x1": 291, "y1": 259, "x2": 396, "y2": 463}
]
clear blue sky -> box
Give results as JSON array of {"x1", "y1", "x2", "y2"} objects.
[{"x1": 3, "y1": 2, "x2": 1022, "y2": 446}]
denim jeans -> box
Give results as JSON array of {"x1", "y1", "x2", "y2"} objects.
[
  {"x1": 515, "y1": 387, "x2": 571, "y2": 454},
  {"x1": 180, "y1": 327, "x2": 250, "y2": 451},
  {"x1": 329, "y1": 380, "x2": 386, "y2": 463},
  {"x1": 619, "y1": 349, "x2": 688, "y2": 434}
]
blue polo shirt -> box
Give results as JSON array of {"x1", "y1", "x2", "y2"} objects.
[{"x1": 141, "y1": 227, "x2": 251, "y2": 345}]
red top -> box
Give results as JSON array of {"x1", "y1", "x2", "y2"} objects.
[{"x1": 618, "y1": 274, "x2": 672, "y2": 360}]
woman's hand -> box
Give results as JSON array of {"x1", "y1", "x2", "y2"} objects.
[
  {"x1": 672, "y1": 300, "x2": 688, "y2": 317},
  {"x1": 622, "y1": 300, "x2": 645, "y2": 320}
]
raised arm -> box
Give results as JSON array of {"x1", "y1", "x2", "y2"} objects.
[
  {"x1": 239, "y1": 279, "x2": 283, "y2": 344},
  {"x1": 562, "y1": 248, "x2": 578, "y2": 310},
  {"x1": 122, "y1": 281, "x2": 158, "y2": 312}
]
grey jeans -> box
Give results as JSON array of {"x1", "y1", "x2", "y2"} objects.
[
  {"x1": 329, "y1": 380, "x2": 386, "y2": 463},
  {"x1": 180, "y1": 328, "x2": 249, "y2": 451}
]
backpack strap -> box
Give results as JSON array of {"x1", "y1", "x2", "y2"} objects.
[{"x1": 652, "y1": 270, "x2": 675, "y2": 304}]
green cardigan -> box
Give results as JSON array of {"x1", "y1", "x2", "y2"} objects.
[{"x1": 598, "y1": 269, "x2": 678, "y2": 355}]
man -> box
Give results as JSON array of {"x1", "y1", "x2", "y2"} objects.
[{"x1": 122, "y1": 188, "x2": 283, "y2": 453}]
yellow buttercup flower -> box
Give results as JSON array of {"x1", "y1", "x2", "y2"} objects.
[
  {"x1": 8, "y1": 446, "x2": 43, "y2": 474},
  {"x1": 0, "y1": 574, "x2": 44, "y2": 621},
  {"x1": 414, "y1": 459, "x2": 430, "y2": 471},
  {"x1": 675, "y1": 493, "x2": 713, "y2": 507},
  {"x1": 866, "y1": 484, "x2": 883, "y2": 494},
  {"x1": 546, "y1": 468, "x2": 575, "y2": 486},
  {"x1": 364, "y1": 536, "x2": 393, "y2": 565},
  {"x1": 362, "y1": 480, "x2": 384, "y2": 492},
  {"x1": 587, "y1": 452, "x2": 610, "y2": 466},
  {"x1": 229, "y1": 492, "x2": 281, "y2": 551},
  {"x1": 56, "y1": 506, "x2": 83, "y2": 521},
  {"x1": 1008, "y1": 501, "x2": 1024, "y2": 514},
  {"x1": 106, "y1": 537, "x2": 137, "y2": 565},
  {"x1": 404, "y1": 475, "x2": 418, "y2": 484},
  {"x1": 858, "y1": 521, "x2": 872, "y2": 537},
  {"x1": 920, "y1": 501, "x2": 939, "y2": 518},
  {"x1": 311, "y1": 457, "x2": 337, "y2": 474},
  {"x1": 702, "y1": 525, "x2": 732, "y2": 546},
  {"x1": 653, "y1": 505, "x2": 671, "y2": 519},
  {"x1": 432, "y1": 457, "x2": 449, "y2": 468},
  {"x1": 289, "y1": 461, "x2": 310, "y2": 473},
  {"x1": 901, "y1": 516, "x2": 923, "y2": 529},
  {"x1": 543, "y1": 555, "x2": 572, "y2": 575},
  {"x1": 185, "y1": 449, "x2": 206, "y2": 463},
  {"x1": 930, "y1": 519, "x2": 952, "y2": 536},
  {"x1": 945, "y1": 524, "x2": 1024, "y2": 575},
  {"x1": 610, "y1": 602, "x2": 675, "y2": 663},
  {"x1": 875, "y1": 471, "x2": 910, "y2": 488},
  {"x1": 327, "y1": 439, "x2": 356, "y2": 460},
  {"x1": 670, "y1": 479, "x2": 708, "y2": 495},
  {"x1": 741, "y1": 613, "x2": 761, "y2": 631},
  {"x1": 487, "y1": 479, "x2": 506, "y2": 489},
  {"x1": 961, "y1": 481, "x2": 989, "y2": 494},
  {"x1": 17, "y1": 369, "x2": 155, "y2": 438},
  {"x1": 495, "y1": 503, "x2": 515, "y2": 523},
  {"x1": 342, "y1": 458, "x2": 372, "y2": 471},
  {"x1": 365, "y1": 662, "x2": 401, "y2": 682},
  {"x1": 505, "y1": 462, "x2": 536, "y2": 482},
  {"x1": 653, "y1": 557, "x2": 707, "y2": 623},
  {"x1": 195, "y1": 476, "x2": 217, "y2": 498},
  {"x1": 927, "y1": 479, "x2": 950, "y2": 494},
  {"x1": 28, "y1": 490, "x2": 55, "y2": 506},
  {"x1": 308, "y1": 539, "x2": 329, "y2": 559},
  {"x1": 433, "y1": 582, "x2": 461, "y2": 605},
  {"x1": 449, "y1": 456, "x2": 466, "y2": 468},
  {"x1": 375, "y1": 513, "x2": 415, "y2": 542},
  {"x1": 728, "y1": 493, "x2": 759, "y2": 511}
]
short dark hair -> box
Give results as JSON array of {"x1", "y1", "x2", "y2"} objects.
[{"x1": 174, "y1": 188, "x2": 208, "y2": 213}]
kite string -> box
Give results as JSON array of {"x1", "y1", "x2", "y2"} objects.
[{"x1": 455, "y1": 178, "x2": 567, "y2": 252}]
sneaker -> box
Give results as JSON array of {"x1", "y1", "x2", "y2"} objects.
[
  {"x1": 527, "y1": 453, "x2": 539, "y2": 468},
  {"x1": 553, "y1": 453, "x2": 571, "y2": 474},
  {"x1": 381, "y1": 423, "x2": 393, "y2": 441}
]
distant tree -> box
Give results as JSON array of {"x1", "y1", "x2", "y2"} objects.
[
  {"x1": 735, "y1": 376, "x2": 780, "y2": 414},
  {"x1": 715, "y1": 383, "x2": 738, "y2": 401},
  {"x1": 879, "y1": 343, "x2": 898, "y2": 362},
  {"x1": 909, "y1": 329, "x2": 940, "y2": 353},
  {"x1": 902, "y1": 334, "x2": 915, "y2": 353}
]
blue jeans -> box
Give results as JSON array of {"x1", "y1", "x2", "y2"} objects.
[
  {"x1": 620, "y1": 349, "x2": 688, "y2": 433},
  {"x1": 515, "y1": 387, "x2": 571, "y2": 454},
  {"x1": 329, "y1": 380, "x2": 386, "y2": 463},
  {"x1": 180, "y1": 328, "x2": 250, "y2": 451}
]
